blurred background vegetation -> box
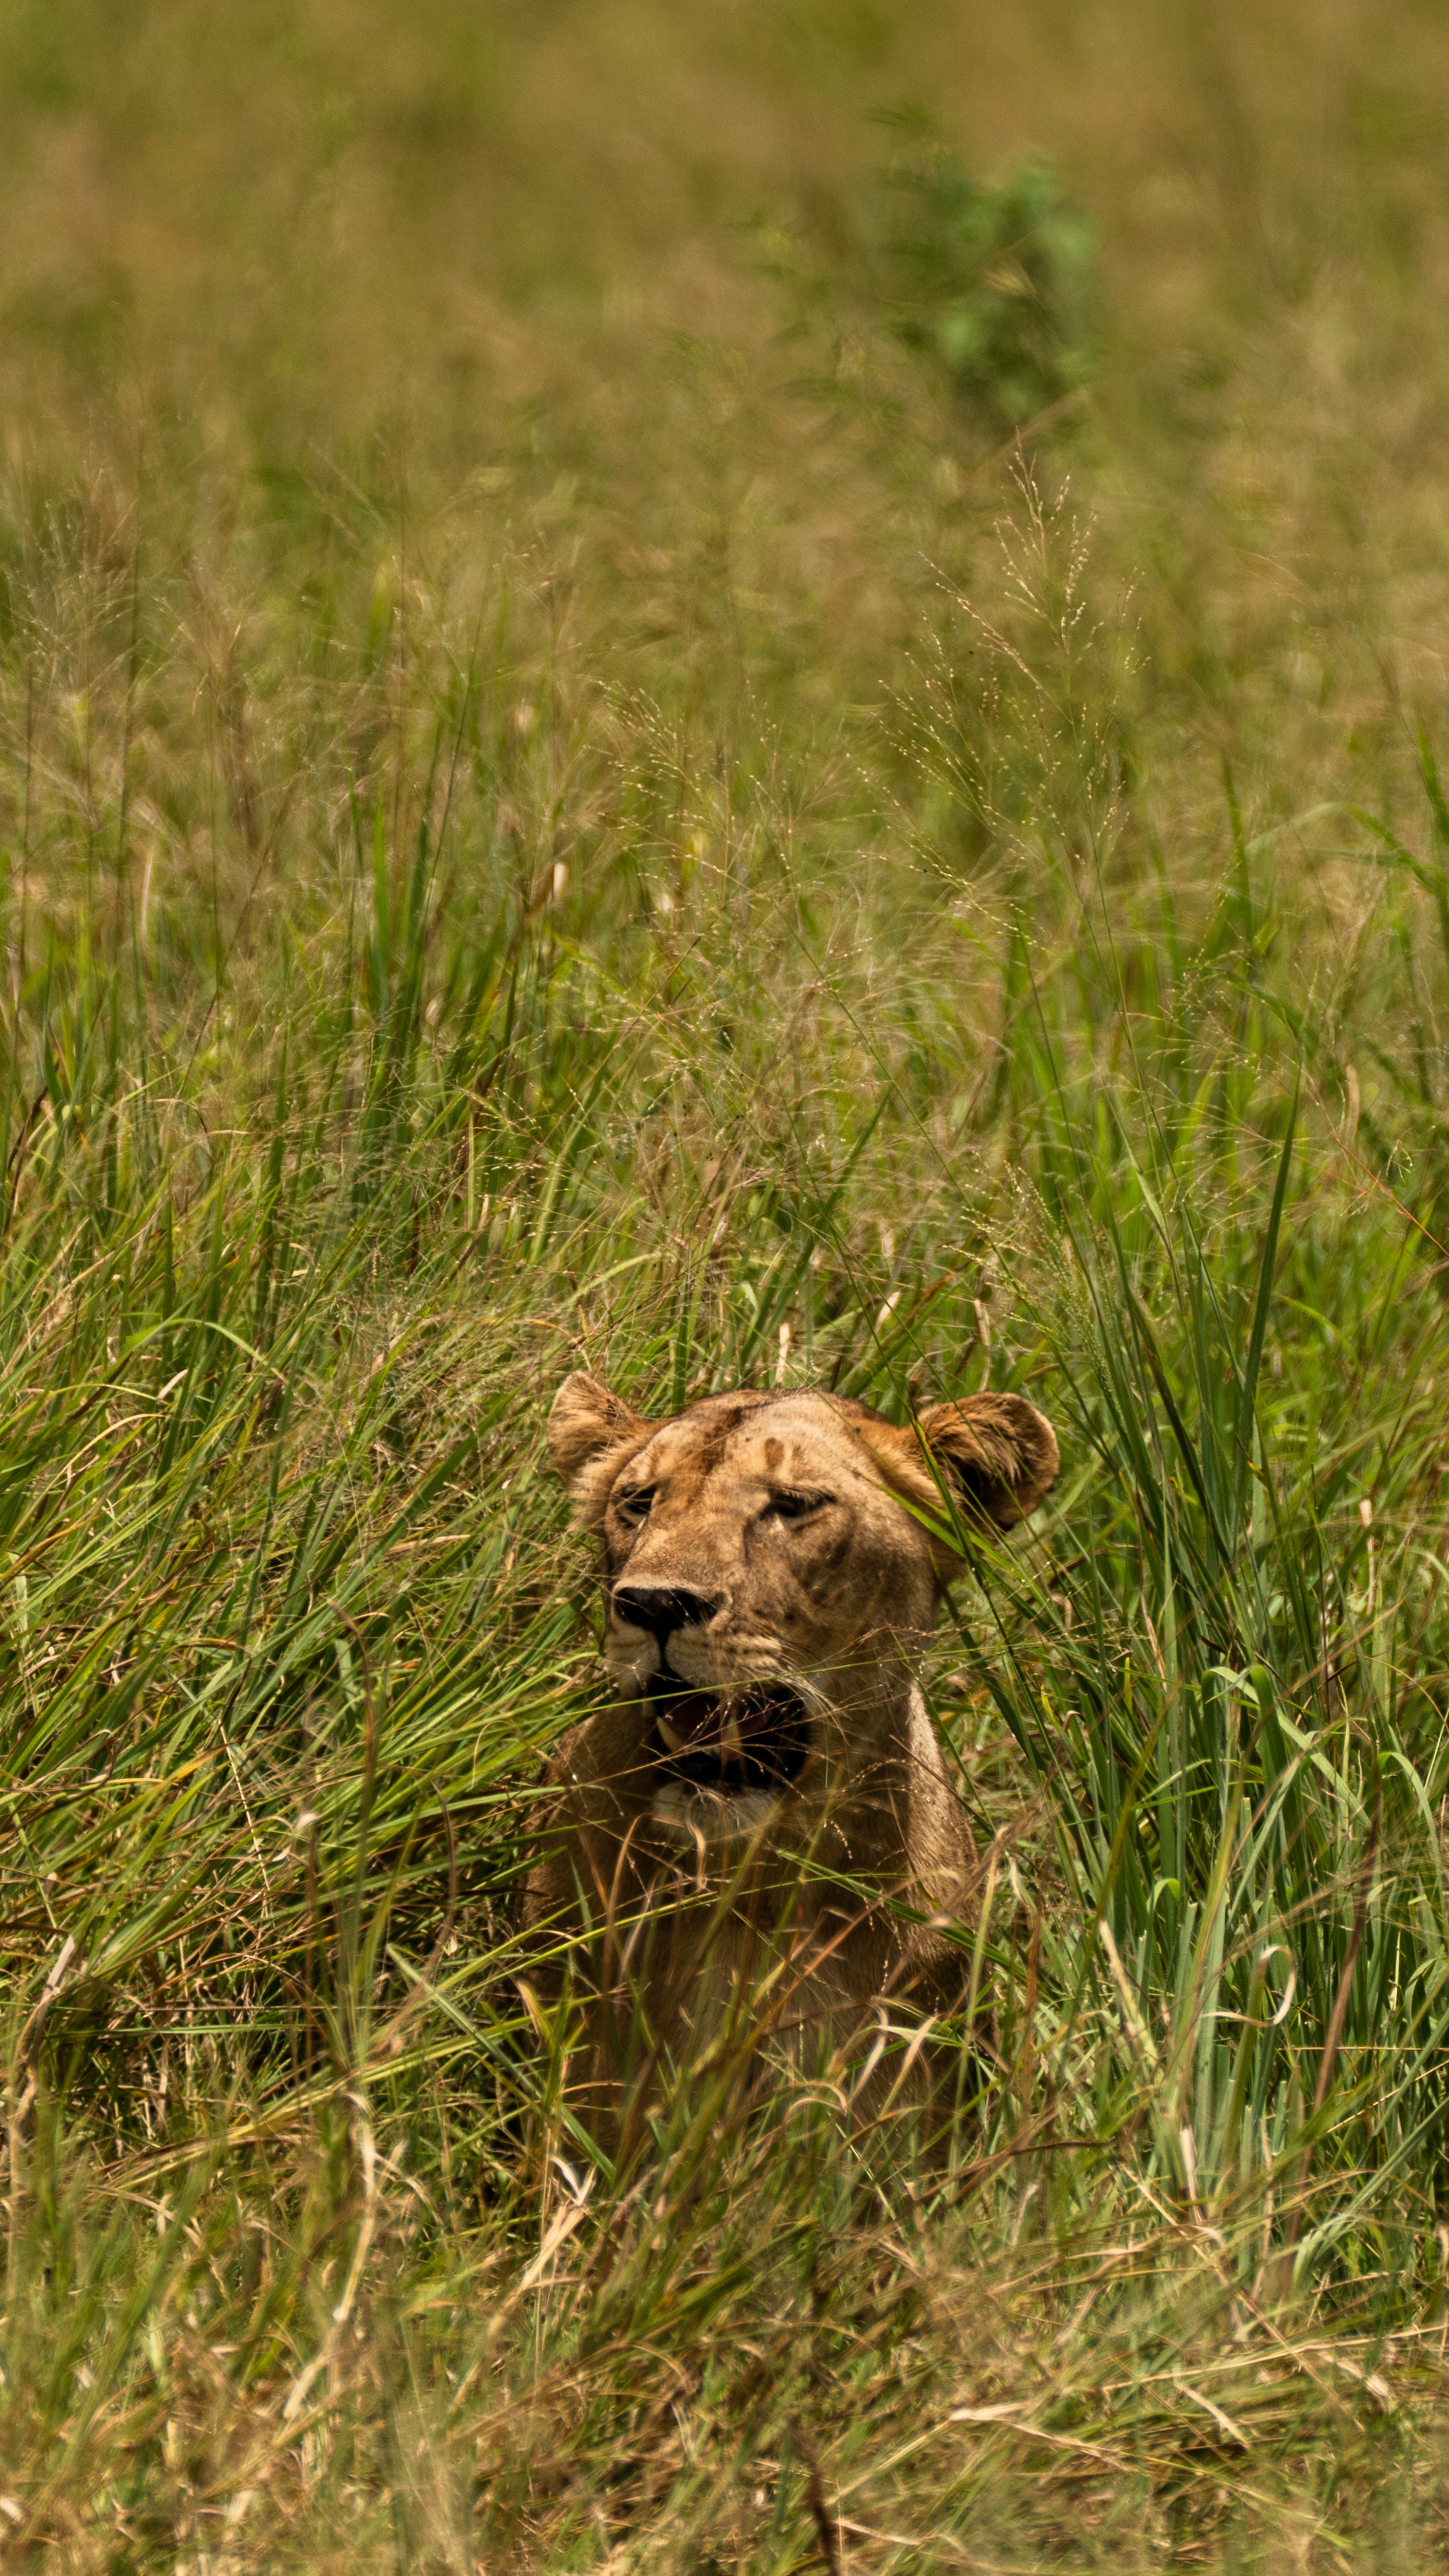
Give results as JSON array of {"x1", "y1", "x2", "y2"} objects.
[
  {"x1": 8, "y1": 4, "x2": 1449, "y2": 2568},
  {"x1": 4, "y1": 0, "x2": 1448, "y2": 771}
]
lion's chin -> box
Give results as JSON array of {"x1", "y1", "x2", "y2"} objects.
[{"x1": 649, "y1": 1779, "x2": 785, "y2": 1846}]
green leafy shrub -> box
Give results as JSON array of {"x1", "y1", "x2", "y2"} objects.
[{"x1": 881, "y1": 139, "x2": 1096, "y2": 425}]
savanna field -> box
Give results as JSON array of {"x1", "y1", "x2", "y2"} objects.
[{"x1": 9, "y1": 4, "x2": 1449, "y2": 2565}]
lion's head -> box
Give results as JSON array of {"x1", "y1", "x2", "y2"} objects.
[{"x1": 548, "y1": 1373, "x2": 1059, "y2": 1855}]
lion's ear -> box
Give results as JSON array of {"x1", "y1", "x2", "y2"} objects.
[
  {"x1": 916, "y1": 1391, "x2": 1060, "y2": 1533},
  {"x1": 547, "y1": 1372, "x2": 650, "y2": 1529}
]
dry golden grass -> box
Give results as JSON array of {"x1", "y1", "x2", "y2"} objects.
[{"x1": 4, "y1": 6, "x2": 1449, "y2": 2568}]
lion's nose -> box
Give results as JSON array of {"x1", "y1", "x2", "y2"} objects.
[{"x1": 612, "y1": 1584, "x2": 720, "y2": 1639}]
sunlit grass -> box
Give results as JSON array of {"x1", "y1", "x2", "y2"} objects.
[{"x1": 4, "y1": 3, "x2": 1449, "y2": 2567}]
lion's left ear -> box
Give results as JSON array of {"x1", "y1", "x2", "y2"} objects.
[
  {"x1": 916, "y1": 1391, "x2": 1059, "y2": 1532},
  {"x1": 547, "y1": 1371, "x2": 651, "y2": 1529}
]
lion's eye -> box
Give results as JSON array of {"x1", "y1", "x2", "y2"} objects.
[
  {"x1": 616, "y1": 1487, "x2": 655, "y2": 1524},
  {"x1": 767, "y1": 1490, "x2": 829, "y2": 1521}
]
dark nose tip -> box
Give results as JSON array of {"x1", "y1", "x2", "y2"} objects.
[{"x1": 612, "y1": 1584, "x2": 719, "y2": 1640}]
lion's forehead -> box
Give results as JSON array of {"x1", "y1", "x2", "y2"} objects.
[{"x1": 632, "y1": 1393, "x2": 873, "y2": 1487}]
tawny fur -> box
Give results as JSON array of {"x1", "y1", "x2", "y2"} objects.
[{"x1": 525, "y1": 1373, "x2": 1059, "y2": 2136}]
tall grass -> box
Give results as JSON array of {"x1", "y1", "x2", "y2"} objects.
[{"x1": 4, "y1": 3, "x2": 1449, "y2": 2566}]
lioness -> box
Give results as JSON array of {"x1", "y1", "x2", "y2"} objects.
[{"x1": 526, "y1": 1371, "x2": 1059, "y2": 2132}]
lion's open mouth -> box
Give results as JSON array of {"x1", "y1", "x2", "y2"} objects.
[{"x1": 647, "y1": 1678, "x2": 812, "y2": 1796}]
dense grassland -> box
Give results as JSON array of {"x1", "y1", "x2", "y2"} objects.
[{"x1": 9, "y1": 2, "x2": 1449, "y2": 2565}]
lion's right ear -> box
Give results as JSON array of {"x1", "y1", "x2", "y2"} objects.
[{"x1": 547, "y1": 1372, "x2": 650, "y2": 1529}]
